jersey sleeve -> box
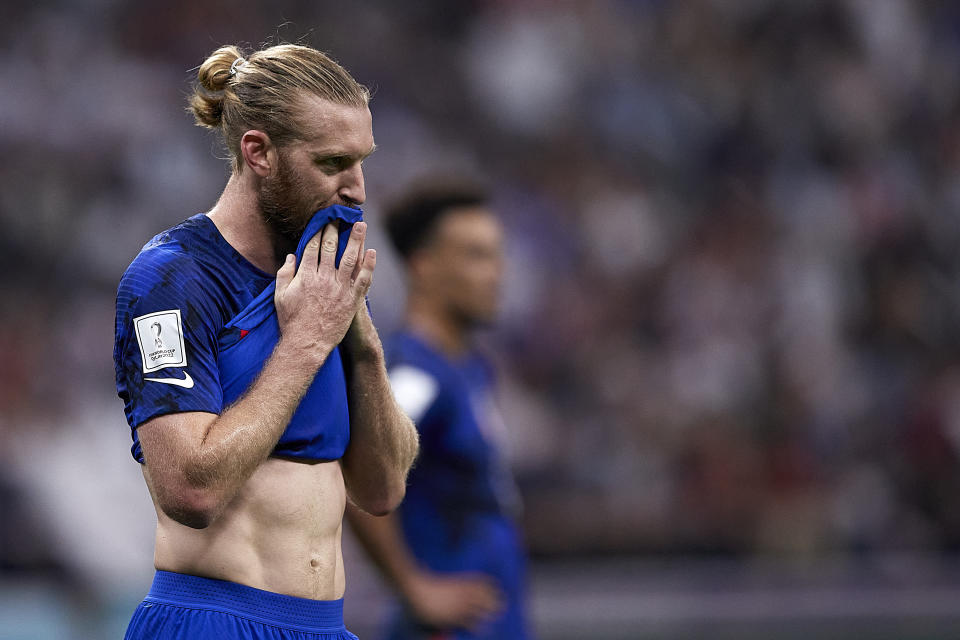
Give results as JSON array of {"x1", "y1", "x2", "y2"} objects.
[
  {"x1": 388, "y1": 364, "x2": 441, "y2": 430},
  {"x1": 114, "y1": 246, "x2": 224, "y2": 430}
]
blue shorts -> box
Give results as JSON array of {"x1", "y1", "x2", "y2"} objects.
[{"x1": 124, "y1": 571, "x2": 358, "y2": 639}]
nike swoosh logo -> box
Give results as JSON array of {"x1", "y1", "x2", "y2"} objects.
[{"x1": 144, "y1": 371, "x2": 194, "y2": 389}]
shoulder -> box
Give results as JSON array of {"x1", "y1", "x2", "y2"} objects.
[
  {"x1": 116, "y1": 216, "x2": 234, "y2": 338},
  {"x1": 389, "y1": 364, "x2": 440, "y2": 424},
  {"x1": 117, "y1": 248, "x2": 211, "y2": 330},
  {"x1": 118, "y1": 215, "x2": 226, "y2": 297},
  {"x1": 385, "y1": 333, "x2": 448, "y2": 423},
  {"x1": 385, "y1": 332, "x2": 442, "y2": 372}
]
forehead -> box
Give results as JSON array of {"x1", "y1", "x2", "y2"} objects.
[
  {"x1": 434, "y1": 206, "x2": 503, "y2": 244},
  {"x1": 294, "y1": 93, "x2": 373, "y2": 151}
]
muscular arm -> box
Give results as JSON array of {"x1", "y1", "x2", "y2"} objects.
[
  {"x1": 139, "y1": 222, "x2": 374, "y2": 529},
  {"x1": 340, "y1": 287, "x2": 419, "y2": 516},
  {"x1": 138, "y1": 340, "x2": 325, "y2": 529}
]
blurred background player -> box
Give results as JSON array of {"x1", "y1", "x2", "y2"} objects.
[{"x1": 347, "y1": 180, "x2": 533, "y2": 640}]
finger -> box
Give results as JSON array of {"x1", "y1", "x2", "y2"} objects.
[
  {"x1": 352, "y1": 222, "x2": 367, "y2": 281},
  {"x1": 301, "y1": 232, "x2": 322, "y2": 273},
  {"x1": 473, "y1": 585, "x2": 503, "y2": 611},
  {"x1": 463, "y1": 573, "x2": 500, "y2": 592},
  {"x1": 318, "y1": 223, "x2": 339, "y2": 269},
  {"x1": 443, "y1": 598, "x2": 478, "y2": 628},
  {"x1": 275, "y1": 254, "x2": 295, "y2": 294},
  {"x1": 338, "y1": 221, "x2": 366, "y2": 284},
  {"x1": 461, "y1": 613, "x2": 483, "y2": 632},
  {"x1": 478, "y1": 593, "x2": 503, "y2": 616},
  {"x1": 461, "y1": 607, "x2": 493, "y2": 633},
  {"x1": 465, "y1": 580, "x2": 503, "y2": 616},
  {"x1": 353, "y1": 249, "x2": 376, "y2": 295},
  {"x1": 465, "y1": 597, "x2": 501, "y2": 631}
]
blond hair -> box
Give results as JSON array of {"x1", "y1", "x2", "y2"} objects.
[{"x1": 189, "y1": 44, "x2": 370, "y2": 172}]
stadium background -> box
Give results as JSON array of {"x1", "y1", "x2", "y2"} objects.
[{"x1": 4, "y1": 0, "x2": 960, "y2": 637}]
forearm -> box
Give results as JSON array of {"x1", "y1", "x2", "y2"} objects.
[
  {"x1": 346, "y1": 498, "x2": 505, "y2": 631},
  {"x1": 185, "y1": 339, "x2": 327, "y2": 506},
  {"x1": 341, "y1": 312, "x2": 419, "y2": 514}
]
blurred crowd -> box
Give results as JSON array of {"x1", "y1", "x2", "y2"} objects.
[{"x1": 3, "y1": 0, "x2": 960, "y2": 595}]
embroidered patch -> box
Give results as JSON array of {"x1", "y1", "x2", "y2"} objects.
[{"x1": 134, "y1": 309, "x2": 187, "y2": 373}]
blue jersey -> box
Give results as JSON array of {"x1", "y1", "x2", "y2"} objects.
[
  {"x1": 385, "y1": 332, "x2": 532, "y2": 640},
  {"x1": 114, "y1": 206, "x2": 362, "y2": 463}
]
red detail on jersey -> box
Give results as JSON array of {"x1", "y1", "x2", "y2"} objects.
[{"x1": 239, "y1": 329, "x2": 249, "y2": 339}]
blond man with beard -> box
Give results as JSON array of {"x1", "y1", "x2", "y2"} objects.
[{"x1": 113, "y1": 43, "x2": 418, "y2": 639}]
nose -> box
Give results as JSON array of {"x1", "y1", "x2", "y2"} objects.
[{"x1": 338, "y1": 163, "x2": 366, "y2": 206}]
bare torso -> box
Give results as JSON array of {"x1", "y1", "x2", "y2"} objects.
[{"x1": 144, "y1": 457, "x2": 347, "y2": 600}]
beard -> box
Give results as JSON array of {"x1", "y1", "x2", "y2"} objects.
[{"x1": 258, "y1": 152, "x2": 316, "y2": 255}]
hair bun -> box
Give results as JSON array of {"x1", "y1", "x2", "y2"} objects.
[{"x1": 188, "y1": 45, "x2": 245, "y2": 129}]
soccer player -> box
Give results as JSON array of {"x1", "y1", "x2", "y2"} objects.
[
  {"x1": 113, "y1": 43, "x2": 419, "y2": 639},
  {"x1": 346, "y1": 182, "x2": 534, "y2": 639}
]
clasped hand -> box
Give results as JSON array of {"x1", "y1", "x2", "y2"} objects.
[{"x1": 274, "y1": 221, "x2": 376, "y2": 361}]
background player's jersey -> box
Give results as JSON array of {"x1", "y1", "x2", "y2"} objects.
[
  {"x1": 386, "y1": 332, "x2": 532, "y2": 640},
  {"x1": 114, "y1": 214, "x2": 272, "y2": 463}
]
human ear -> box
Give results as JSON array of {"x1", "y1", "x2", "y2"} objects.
[
  {"x1": 239, "y1": 130, "x2": 276, "y2": 177},
  {"x1": 407, "y1": 250, "x2": 442, "y2": 289}
]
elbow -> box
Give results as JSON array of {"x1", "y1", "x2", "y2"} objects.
[
  {"x1": 167, "y1": 509, "x2": 214, "y2": 530},
  {"x1": 343, "y1": 426, "x2": 418, "y2": 516},
  {"x1": 365, "y1": 486, "x2": 407, "y2": 517},
  {"x1": 349, "y1": 479, "x2": 408, "y2": 517},
  {"x1": 157, "y1": 484, "x2": 223, "y2": 529}
]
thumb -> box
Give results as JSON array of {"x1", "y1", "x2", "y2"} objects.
[{"x1": 275, "y1": 254, "x2": 296, "y2": 294}]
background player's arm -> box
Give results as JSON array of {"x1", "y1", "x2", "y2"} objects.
[
  {"x1": 339, "y1": 289, "x2": 420, "y2": 516},
  {"x1": 138, "y1": 223, "x2": 373, "y2": 529},
  {"x1": 345, "y1": 504, "x2": 503, "y2": 631}
]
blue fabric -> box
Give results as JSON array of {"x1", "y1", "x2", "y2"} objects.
[
  {"x1": 114, "y1": 205, "x2": 362, "y2": 463},
  {"x1": 383, "y1": 332, "x2": 533, "y2": 640},
  {"x1": 219, "y1": 205, "x2": 363, "y2": 461},
  {"x1": 125, "y1": 571, "x2": 358, "y2": 639},
  {"x1": 115, "y1": 213, "x2": 274, "y2": 462}
]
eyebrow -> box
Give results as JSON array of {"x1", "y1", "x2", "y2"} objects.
[{"x1": 311, "y1": 143, "x2": 377, "y2": 162}]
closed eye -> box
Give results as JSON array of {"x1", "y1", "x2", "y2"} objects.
[
  {"x1": 316, "y1": 156, "x2": 348, "y2": 172},
  {"x1": 312, "y1": 145, "x2": 375, "y2": 173}
]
